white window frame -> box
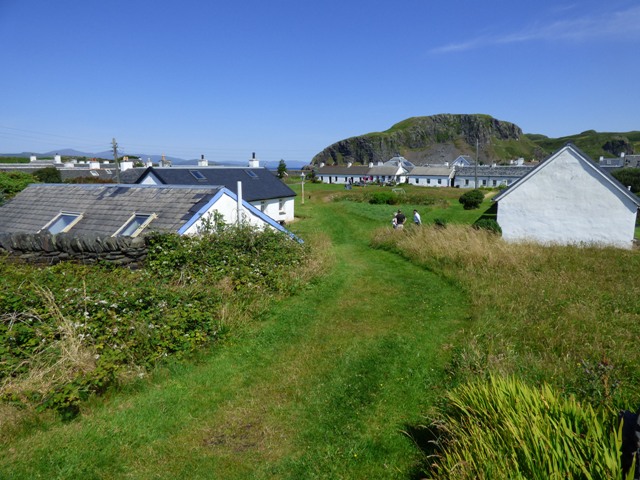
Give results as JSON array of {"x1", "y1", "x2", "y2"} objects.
[
  {"x1": 41, "y1": 212, "x2": 83, "y2": 234},
  {"x1": 113, "y1": 213, "x2": 157, "y2": 237}
]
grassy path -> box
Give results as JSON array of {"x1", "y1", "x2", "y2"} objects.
[{"x1": 1, "y1": 195, "x2": 469, "y2": 479}]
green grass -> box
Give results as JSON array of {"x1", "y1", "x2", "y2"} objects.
[
  {"x1": 0, "y1": 185, "x2": 471, "y2": 479},
  {"x1": 2, "y1": 183, "x2": 637, "y2": 478}
]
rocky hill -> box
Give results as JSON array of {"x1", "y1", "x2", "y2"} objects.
[{"x1": 311, "y1": 114, "x2": 639, "y2": 166}]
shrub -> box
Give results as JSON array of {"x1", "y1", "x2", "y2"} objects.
[
  {"x1": 368, "y1": 192, "x2": 398, "y2": 205},
  {"x1": 458, "y1": 189, "x2": 484, "y2": 209},
  {"x1": 32, "y1": 167, "x2": 62, "y2": 183},
  {"x1": 425, "y1": 376, "x2": 626, "y2": 479},
  {"x1": 433, "y1": 218, "x2": 448, "y2": 228},
  {"x1": 473, "y1": 218, "x2": 502, "y2": 234}
]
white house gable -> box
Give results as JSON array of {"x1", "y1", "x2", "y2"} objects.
[{"x1": 495, "y1": 145, "x2": 640, "y2": 249}]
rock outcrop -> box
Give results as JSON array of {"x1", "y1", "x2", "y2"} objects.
[{"x1": 312, "y1": 114, "x2": 539, "y2": 166}]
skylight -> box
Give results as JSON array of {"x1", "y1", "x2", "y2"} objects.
[
  {"x1": 189, "y1": 170, "x2": 206, "y2": 181},
  {"x1": 244, "y1": 170, "x2": 258, "y2": 178},
  {"x1": 45, "y1": 212, "x2": 82, "y2": 234},
  {"x1": 115, "y1": 213, "x2": 156, "y2": 237}
]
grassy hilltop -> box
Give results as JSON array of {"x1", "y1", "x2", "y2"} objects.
[{"x1": 312, "y1": 114, "x2": 639, "y2": 165}]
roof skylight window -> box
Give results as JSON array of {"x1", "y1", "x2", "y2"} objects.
[
  {"x1": 44, "y1": 212, "x2": 83, "y2": 234},
  {"x1": 114, "y1": 213, "x2": 156, "y2": 237},
  {"x1": 189, "y1": 170, "x2": 206, "y2": 181},
  {"x1": 244, "y1": 170, "x2": 258, "y2": 178}
]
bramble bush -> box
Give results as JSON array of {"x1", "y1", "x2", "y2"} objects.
[{"x1": 0, "y1": 224, "x2": 309, "y2": 418}]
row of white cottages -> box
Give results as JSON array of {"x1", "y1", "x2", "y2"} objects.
[{"x1": 315, "y1": 156, "x2": 534, "y2": 188}]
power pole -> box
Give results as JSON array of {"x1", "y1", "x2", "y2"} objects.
[
  {"x1": 112, "y1": 138, "x2": 121, "y2": 183},
  {"x1": 475, "y1": 138, "x2": 479, "y2": 188}
]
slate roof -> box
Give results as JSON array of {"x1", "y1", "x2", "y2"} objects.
[
  {"x1": 135, "y1": 167, "x2": 296, "y2": 202},
  {"x1": 0, "y1": 165, "x2": 117, "y2": 181},
  {"x1": 0, "y1": 184, "x2": 226, "y2": 236},
  {"x1": 409, "y1": 166, "x2": 455, "y2": 176},
  {"x1": 455, "y1": 165, "x2": 535, "y2": 177},
  {"x1": 368, "y1": 165, "x2": 407, "y2": 176},
  {"x1": 316, "y1": 165, "x2": 371, "y2": 176}
]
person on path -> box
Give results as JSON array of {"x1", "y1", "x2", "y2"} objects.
[
  {"x1": 395, "y1": 209, "x2": 406, "y2": 230},
  {"x1": 413, "y1": 209, "x2": 421, "y2": 225}
]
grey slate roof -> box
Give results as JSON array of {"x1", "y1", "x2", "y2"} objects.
[
  {"x1": 316, "y1": 165, "x2": 371, "y2": 176},
  {"x1": 455, "y1": 165, "x2": 535, "y2": 177},
  {"x1": 409, "y1": 166, "x2": 454, "y2": 176},
  {"x1": 368, "y1": 166, "x2": 406, "y2": 176},
  {"x1": 0, "y1": 184, "x2": 225, "y2": 236},
  {"x1": 135, "y1": 167, "x2": 296, "y2": 202}
]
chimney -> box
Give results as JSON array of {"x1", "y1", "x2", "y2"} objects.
[
  {"x1": 368, "y1": 162, "x2": 373, "y2": 168},
  {"x1": 89, "y1": 160, "x2": 100, "y2": 169},
  {"x1": 320, "y1": 162, "x2": 325, "y2": 168},
  {"x1": 621, "y1": 152, "x2": 626, "y2": 158},
  {"x1": 248, "y1": 152, "x2": 259, "y2": 168},
  {"x1": 30, "y1": 155, "x2": 37, "y2": 162},
  {"x1": 236, "y1": 181, "x2": 243, "y2": 225},
  {"x1": 54, "y1": 154, "x2": 62, "y2": 164},
  {"x1": 198, "y1": 154, "x2": 208, "y2": 167},
  {"x1": 347, "y1": 161, "x2": 352, "y2": 168},
  {"x1": 146, "y1": 157, "x2": 152, "y2": 167}
]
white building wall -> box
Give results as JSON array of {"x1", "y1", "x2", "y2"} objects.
[
  {"x1": 250, "y1": 197, "x2": 294, "y2": 223},
  {"x1": 183, "y1": 193, "x2": 273, "y2": 235},
  {"x1": 497, "y1": 151, "x2": 638, "y2": 248}
]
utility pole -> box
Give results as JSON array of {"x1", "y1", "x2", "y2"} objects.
[
  {"x1": 112, "y1": 138, "x2": 121, "y2": 183},
  {"x1": 475, "y1": 137, "x2": 479, "y2": 188}
]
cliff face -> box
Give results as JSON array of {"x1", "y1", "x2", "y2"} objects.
[{"x1": 312, "y1": 114, "x2": 539, "y2": 166}]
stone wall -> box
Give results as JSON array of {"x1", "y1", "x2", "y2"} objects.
[{"x1": 0, "y1": 232, "x2": 148, "y2": 267}]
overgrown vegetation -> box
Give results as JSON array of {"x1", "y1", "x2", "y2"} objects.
[
  {"x1": 612, "y1": 167, "x2": 640, "y2": 194},
  {"x1": 0, "y1": 225, "x2": 311, "y2": 420},
  {"x1": 0, "y1": 171, "x2": 37, "y2": 204},
  {"x1": 424, "y1": 376, "x2": 628, "y2": 479},
  {"x1": 372, "y1": 224, "x2": 640, "y2": 408}
]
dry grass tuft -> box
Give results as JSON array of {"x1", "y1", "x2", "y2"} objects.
[{"x1": 0, "y1": 287, "x2": 96, "y2": 403}]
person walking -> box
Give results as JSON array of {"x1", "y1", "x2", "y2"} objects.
[{"x1": 413, "y1": 209, "x2": 421, "y2": 225}]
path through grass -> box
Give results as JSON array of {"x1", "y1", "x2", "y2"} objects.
[{"x1": 1, "y1": 190, "x2": 470, "y2": 479}]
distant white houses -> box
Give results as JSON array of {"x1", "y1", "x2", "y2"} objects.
[
  {"x1": 408, "y1": 166, "x2": 455, "y2": 187},
  {"x1": 493, "y1": 144, "x2": 640, "y2": 249},
  {"x1": 315, "y1": 154, "x2": 533, "y2": 188},
  {"x1": 452, "y1": 165, "x2": 535, "y2": 188}
]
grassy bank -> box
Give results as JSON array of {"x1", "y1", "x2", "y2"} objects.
[{"x1": 372, "y1": 223, "x2": 640, "y2": 408}]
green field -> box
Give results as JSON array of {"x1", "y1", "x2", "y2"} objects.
[{"x1": 1, "y1": 183, "x2": 639, "y2": 478}]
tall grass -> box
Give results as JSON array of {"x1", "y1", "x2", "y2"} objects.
[
  {"x1": 425, "y1": 375, "x2": 630, "y2": 479},
  {"x1": 372, "y1": 224, "x2": 640, "y2": 408}
]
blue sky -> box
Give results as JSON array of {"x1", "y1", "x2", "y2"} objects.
[{"x1": 0, "y1": 0, "x2": 638, "y2": 165}]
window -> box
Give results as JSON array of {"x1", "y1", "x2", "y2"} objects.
[
  {"x1": 44, "y1": 212, "x2": 82, "y2": 234},
  {"x1": 279, "y1": 198, "x2": 285, "y2": 212},
  {"x1": 493, "y1": 180, "x2": 497, "y2": 186},
  {"x1": 114, "y1": 213, "x2": 156, "y2": 237},
  {"x1": 244, "y1": 169, "x2": 258, "y2": 178},
  {"x1": 437, "y1": 179, "x2": 442, "y2": 185},
  {"x1": 90, "y1": 170, "x2": 99, "y2": 177},
  {"x1": 465, "y1": 179, "x2": 469, "y2": 186},
  {"x1": 260, "y1": 201, "x2": 266, "y2": 212},
  {"x1": 427, "y1": 178, "x2": 431, "y2": 184},
  {"x1": 482, "y1": 180, "x2": 487, "y2": 186},
  {"x1": 189, "y1": 170, "x2": 206, "y2": 181},
  {"x1": 415, "y1": 178, "x2": 419, "y2": 184}
]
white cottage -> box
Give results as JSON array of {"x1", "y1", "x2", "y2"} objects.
[{"x1": 493, "y1": 144, "x2": 640, "y2": 249}]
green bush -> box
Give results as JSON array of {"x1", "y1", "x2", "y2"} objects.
[
  {"x1": 458, "y1": 189, "x2": 485, "y2": 209},
  {"x1": 473, "y1": 218, "x2": 502, "y2": 234},
  {"x1": 368, "y1": 191, "x2": 398, "y2": 205},
  {"x1": 0, "y1": 171, "x2": 36, "y2": 200},
  {"x1": 426, "y1": 376, "x2": 627, "y2": 479},
  {"x1": 433, "y1": 218, "x2": 448, "y2": 228},
  {"x1": 32, "y1": 167, "x2": 62, "y2": 183}
]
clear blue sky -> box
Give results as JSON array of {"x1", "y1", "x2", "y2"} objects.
[{"x1": 1, "y1": 0, "x2": 638, "y2": 165}]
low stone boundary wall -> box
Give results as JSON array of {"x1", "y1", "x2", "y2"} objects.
[{"x1": 0, "y1": 232, "x2": 148, "y2": 267}]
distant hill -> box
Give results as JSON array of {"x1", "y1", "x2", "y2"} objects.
[{"x1": 311, "y1": 114, "x2": 639, "y2": 166}]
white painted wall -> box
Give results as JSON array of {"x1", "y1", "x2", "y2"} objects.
[
  {"x1": 250, "y1": 197, "x2": 294, "y2": 223},
  {"x1": 182, "y1": 192, "x2": 275, "y2": 235},
  {"x1": 497, "y1": 149, "x2": 638, "y2": 248},
  {"x1": 409, "y1": 176, "x2": 450, "y2": 187}
]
